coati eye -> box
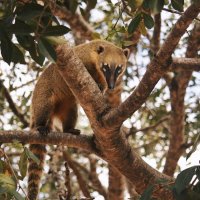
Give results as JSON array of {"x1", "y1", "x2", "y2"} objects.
[
  {"x1": 116, "y1": 65, "x2": 123, "y2": 74},
  {"x1": 101, "y1": 63, "x2": 110, "y2": 72}
]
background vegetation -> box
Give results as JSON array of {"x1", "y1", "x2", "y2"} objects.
[{"x1": 0, "y1": 0, "x2": 199, "y2": 199}]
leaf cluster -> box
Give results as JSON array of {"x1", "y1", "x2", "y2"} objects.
[
  {"x1": 0, "y1": 146, "x2": 40, "y2": 200},
  {"x1": 127, "y1": 0, "x2": 185, "y2": 34},
  {"x1": 0, "y1": 1, "x2": 70, "y2": 66}
]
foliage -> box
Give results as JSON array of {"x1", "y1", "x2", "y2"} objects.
[
  {"x1": 139, "y1": 165, "x2": 200, "y2": 200},
  {"x1": 0, "y1": 0, "x2": 199, "y2": 199},
  {"x1": 0, "y1": 1, "x2": 70, "y2": 65}
]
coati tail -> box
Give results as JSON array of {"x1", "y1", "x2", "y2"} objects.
[{"x1": 28, "y1": 144, "x2": 46, "y2": 200}]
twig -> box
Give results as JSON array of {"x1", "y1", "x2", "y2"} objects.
[
  {"x1": 63, "y1": 151, "x2": 92, "y2": 199},
  {"x1": 163, "y1": 8, "x2": 200, "y2": 22},
  {"x1": 3, "y1": 149, "x2": 29, "y2": 199},
  {"x1": 0, "y1": 80, "x2": 29, "y2": 128},
  {"x1": 127, "y1": 116, "x2": 169, "y2": 137}
]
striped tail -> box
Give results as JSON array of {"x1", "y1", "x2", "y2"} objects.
[{"x1": 28, "y1": 144, "x2": 46, "y2": 200}]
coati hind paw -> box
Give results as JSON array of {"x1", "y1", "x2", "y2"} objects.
[
  {"x1": 65, "y1": 129, "x2": 80, "y2": 135},
  {"x1": 37, "y1": 126, "x2": 50, "y2": 135}
]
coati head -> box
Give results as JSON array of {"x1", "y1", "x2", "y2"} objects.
[{"x1": 95, "y1": 42, "x2": 130, "y2": 91}]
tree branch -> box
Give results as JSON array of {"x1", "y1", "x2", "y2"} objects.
[
  {"x1": 102, "y1": 3, "x2": 200, "y2": 128},
  {"x1": 63, "y1": 151, "x2": 92, "y2": 198},
  {"x1": 49, "y1": 1, "x2": 94, "y2": 41},
  {"x1": 163, "y1": 22, "x2": 200, "y2": 176},
  {"x1": 51, "y1": 4, "x2": 200, "y2": 199},
  {"x1": 0, "y1": 80, "x2": 29, "y2": 128},
  {"x1": 0, "y1": 130, "x2": 97, "y2": 154},
  {"x1": 170, "y1": 57, "x2": 200, "y2": 71},
  {"x1": 127, "y1": 116, "x2": 169, "y2": 137}
]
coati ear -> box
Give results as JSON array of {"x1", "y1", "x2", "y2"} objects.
[
  {"x1": 97, "y1": 45, "x2": 104, "y2": 54},
  {"x1": 123, "y1": 48, "x2": 130, "y2": 58}
]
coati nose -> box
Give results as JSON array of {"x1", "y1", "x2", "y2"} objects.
[{"x1": 108, "y1": 82, "x2": 115, "y2": 90}]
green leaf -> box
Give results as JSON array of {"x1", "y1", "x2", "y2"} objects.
[
  {"x1": 9, "y1": 190, "x2": 25, "y2": 200},
  {"x1": 45, "y1": 36, "x2": 66, "y2": 45},
  {"x1": 8, "y1": 20, "x2": 34, "y2": 35},
  {"x1": 175, "y1": 166, "x2": 198, "y2": 194},
  {"x1": 128, "y1": 14, "x2": 142, "y2": 34},
  {"x1": 148, "y1": 0, "x2": 165, "y2": 14},
  {"x1": 87, "y1": 0, "x2": 97, "y2": 9},
  {"x1": 171, "y1": 0, "x2": 184, "y2": 12},
  {"x1": 1, "y1": 37, "x2": 13, "y2": 65},
  {"x1": 0, "y1": 174, "x2": 16, "y2": 191},
  {"x1": 24, "y1": 147, "x2": 40, "y2": 165},
  {"x1": 129, "y1": 0, "x2": 144, "y2": 8},
  {"x1": 17, "y1": 3, "x2": 50, "y2": 21},
  {"x1": 42, "y1": 25, "x2": 71, "y2": 36},
  {"x1": 38, "y1": 38, "x2": 57, "y2": 62},
  {"x1": 143, "y1": 13, "x2": 154, "y2": 29},
  {"x1": 16, "y1": 35, "x2": 35, "y2": 50},
  {"x1": 28, "y1": 44, "x2": 45, "y2": 66},
  {"x1": 11, "y1": 43, "x2": 26, "y2": 64},
  {"x1": 140, "y1": 185, "x2": 154, "y2": 200},
  {"x1": 0, "y1": 160, "x2": 5, "y2": 173},
  {"x1": 19, "y1": 150, "x2": 28, "y2": 179}
]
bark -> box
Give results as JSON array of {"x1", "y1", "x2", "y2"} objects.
[
  {"x1": 53, "y1": 3, "x2": 200, "y2": 199},
  {"x1": 102, "y1": 3, "x2": 200, "y2": 128},
  {"x1": 89, "y1": 157, "x2": 108, "y2": 199},
  {"x1": 163, "y1": 23, "x2": 200, "y2": 176},
  {"x1": 55, "y1": 41, "x2": 173, "y2": 199},
  {"x1": 0, "y1": 130, "x2": 97, "y2": 154},
  {"x1": 108, "y1": 165, "x2": 124, "y2": 200},
  {"x1": 151, "y1": 13, "x2": 161, "y2": 54},
  {"x1": 49, "y1": 2, "x2": 94, "y2": 42},
  {"x1": 63, "y1": 151, "x2": 92, "y2": 198},
  {"x1": 170, "y1": 57, "x2": 200, "y2": 71}
]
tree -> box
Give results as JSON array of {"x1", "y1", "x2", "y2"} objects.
[{"x1": 0, "y1": 0, "x2": 200, "y2": 199}]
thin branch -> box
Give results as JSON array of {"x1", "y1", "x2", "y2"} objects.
[
  {"x1": 163, "y1": 8, "x2": 200, "y2": 22},
  {"x1": 127, "y1": 117, "x2": 169, "y2": 137},
  {"x1": 170, "y1": 57, "x2": 200, "y2": 71},
  {"x1": 49, "y1": 1, "x2": 94, "y2": 41},
  {"x1": 63, "y1": 151, "x2": 92, "y2": 198},
  {"x1": 0, "y1": 130, "x2": 97, "y2": 155},
  {"x1": 102, "y1": 2, "x2": 200, "y2": 128},
  {"x1": 3, "y1": 149, "x2": 28, "y2": 199},
  {"x1": 0, "y1": 80, "x2": 29, "y2": 128}
]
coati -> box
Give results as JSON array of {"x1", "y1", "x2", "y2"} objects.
[{"x1": 28, "y1": 39, "x2": 129, "y2": 200}]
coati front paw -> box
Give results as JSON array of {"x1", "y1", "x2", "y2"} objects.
[
  {"x1": 66, "y1": 129, "x2": 80, "y2": 135},
  {"x1": 37, "y1": 126, "x2": 50, "y2": 135}
]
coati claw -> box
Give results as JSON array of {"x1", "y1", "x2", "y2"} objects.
[
  {"x1": 37, "y1": 126, "x2": 50, "y2": 135},
  {"x1": 67, "y1": 129, "x2": 81, "y2": 135}
]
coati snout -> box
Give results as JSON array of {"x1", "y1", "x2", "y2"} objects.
[
  {"x1": 101, "y1": 63, "x2": 123, "y2": 89},
  {"x1": 97, "y1": 45, "x2": 129, "y2": 90}
]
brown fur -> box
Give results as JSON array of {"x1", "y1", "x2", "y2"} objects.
[{"x1": 28, "y1": 40, "x2": 129, "y2": 200}]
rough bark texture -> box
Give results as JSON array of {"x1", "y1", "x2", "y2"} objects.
[
  {"x1": 163, "y1": 23, "x2": 200, "y2": 176},
  {"x1": 171, "y1": 57, "x2": 200, "y2": 71},
  {"x1": 63, "y1": 151, "x2": 92, "y2": 198},
  {"x1": 0, "y1": 130, "x2": 97, "y2": 154},
  {"x1": 102, "y1": 3, "x2": 200, "y2": 128},
  {"x1": 53, "y1": 3, "x2": 200, "y2": 199},
  {"x1": 108, "y1": 165, "x2": 124, "y2": 200},
  {"x1": 151, "y1": 13, "x2": 161, "y2": 54},
  {"x1": 50, "y1": 2, "x2": 94, "y2": 42},
  {"x1": 89, "y1": 157, "x2": 108, "y2": 199},
  {"x1": 55, "y1": 37, "x2": 173, "y2": 200}
]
